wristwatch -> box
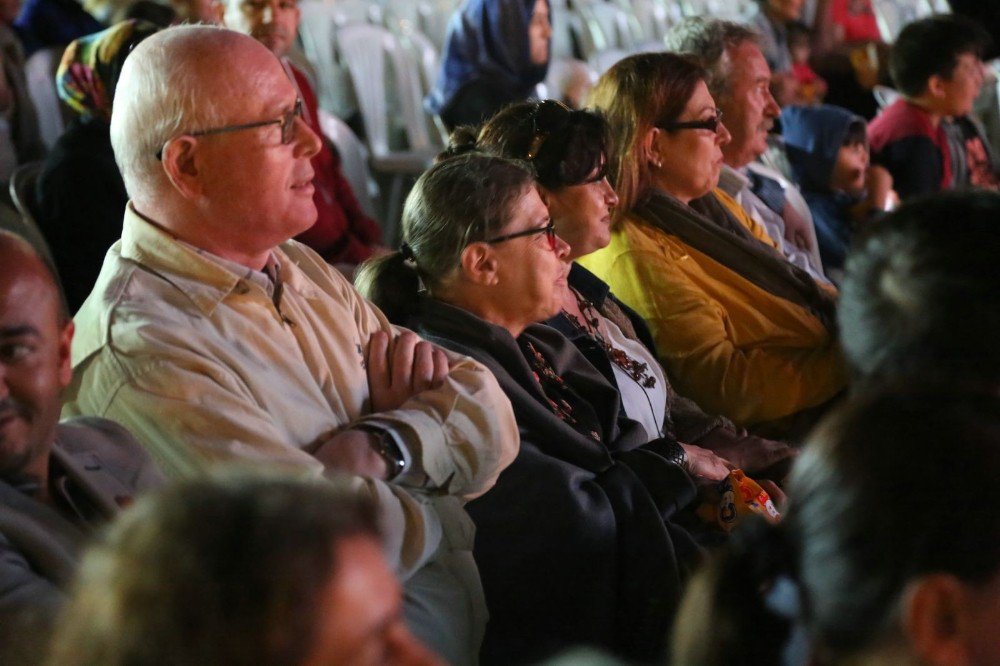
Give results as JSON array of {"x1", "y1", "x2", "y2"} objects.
[
  {"x1": 663, "y1": 439, "x2": 689, "y2": 472},
  {"x1": 358, "y1": 426, "x2": 406, "y2": 480}
]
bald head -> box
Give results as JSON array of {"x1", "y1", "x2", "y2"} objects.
[
  {"x1": 0, "y1": 231, "x2": 74, "y2": 484},
  {"x1": 110, "y1": 25, "x2": 279, "y2": 205}
]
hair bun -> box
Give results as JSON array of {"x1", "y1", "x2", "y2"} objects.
[{"x1": 436, "y1": 126, "x2": 480, "y2": 162}]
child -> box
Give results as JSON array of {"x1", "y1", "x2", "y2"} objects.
[
  {"x1": 780, "y1": 104, "x2": 897, "y2": 279},
  {"x1": 787, "y1": 21, "x2": 827, "y2": 105}
]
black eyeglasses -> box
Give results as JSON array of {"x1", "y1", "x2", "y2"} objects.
[
  {"x1": 155, "y1": 98, "x2": 304, "y2": 160},
  {"x1": 525, "y1": 99, "x2": 573, "y2": 160},
  {"x1": 658, "y1": 108, "x2": 724, "y2": 134},
  {"x1": 484, "y1": 222, "x2": 558, "y2": 251}
]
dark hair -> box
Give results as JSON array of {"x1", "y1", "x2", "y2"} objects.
[
  {"x1": 839, "y1": 190, "x2": 1000, "y2": 386},
  {"x1": 841, "y1": 119, "x2": 866, "y2": 147},
  {"x1": 889, "y1": 14, "x2": 991, "y2": 97},
  {"x1": 672, "y1": 386, "x2": 1000, "y2": 664},
  {"x1": 355, "y1": 153, "x2": 535, "y2": 326},
  {"x1": 471, "y1": 100, "x2": 610, "y2": 190},
  {"x1": 786, "y1": 20, "x2": 811, "y2": 48},
  {"x1": 47, "y1": 472, "x2": 379, "y2": 666},
  {"x1": 588, "y1": 52, "x2": 706, "y2": 215}
]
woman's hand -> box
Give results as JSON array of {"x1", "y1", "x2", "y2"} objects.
[{"x1": 680, "y1": 443, "x2": 733, "y2": 482}]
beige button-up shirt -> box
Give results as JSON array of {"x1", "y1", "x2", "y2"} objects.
[{"x1": 63, "y1": 205, "x2": 519, "y2": 579}]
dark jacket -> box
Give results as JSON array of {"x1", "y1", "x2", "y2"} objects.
[
  {"x1": 426, "y1": 0, "x2": 548, "y2": 130},
  {"x1": 36, "y1": 116, "x2": 127, "y2": 314},
  {"x1": 546, "y1": 263, "x2": 728, "y2": 443},
  {"x1": 0, "y1": 418, "x2": 163, "y2": 658},
  {"x1": 782, "y1": 104, "x2": 864, "y2": 272},
  {"x1": 413, "y1": 296, "x2": 700, "y2": 665}
]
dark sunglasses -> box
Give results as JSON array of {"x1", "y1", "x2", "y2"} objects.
[
  {"x1": 658, "y1": 108, "x2": 724, "y2": 134},
  {"x1": 525, "y1": 99, "x2": 573, "y2": 160},
  {"x1": 484, "y1": 222, "x2": 558, "y2": 251},
  {"x1": 156, "y1": 98, "x2": 303, "y2": 160}
]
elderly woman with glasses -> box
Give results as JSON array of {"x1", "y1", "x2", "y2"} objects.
[
  {"x1": 357, "y1": 153, "x2": 703, "y2": 665},
  {"x1": 458, "y1": 99, "x2": 798, "y2": 477},
  {"x1": 581, "y1": 52, "x2": 845, "y2": 438}
]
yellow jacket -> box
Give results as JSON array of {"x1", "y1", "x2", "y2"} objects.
[{"x1": 578, "y1": 190, "x2": 845, "y2": 427}]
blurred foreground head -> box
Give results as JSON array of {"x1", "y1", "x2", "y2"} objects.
[{"x1": 48, "y1": 472, "x2": 442, "y2": 666}]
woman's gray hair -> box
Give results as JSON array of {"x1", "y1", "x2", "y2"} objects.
[
  {"x1": 664, "y1": 18, "x2": 760, "y2": 101},
  {"x1": 110, "y1": 25, "x2": 230, "y2": 199}
]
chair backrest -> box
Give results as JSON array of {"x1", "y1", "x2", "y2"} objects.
[
  {"x1": 416, "y1": 0, "x2": 459, "y2": 51},
  {"x1": 549, "y1": 0, "x2": 576, "y2": 60},
  {"x1": 24, "y1": 46, "x2": 66, "y2": 150},
  {"x1": 6, "y1": 161, "x2": 58, "y2": 269},
  {"x1": 575, "y1": 1, "x2": 643, "y2": 57},
  {"x1": 317, "y1": 109, "x2": 379, "y2": 219},
  {"x1": 337, "y1": 23, "x2": 436, "y2": 156},
  {"x1": 873, "y1": 84, "x2": 901, "y2": 109},
  {"x1": 589, "y1": 48, "x2": 629, "y2": 76},
  {"x1": 621, "y1": 0, "x2": 678, "y2": 42}
]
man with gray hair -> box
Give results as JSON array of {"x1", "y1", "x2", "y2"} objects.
[
  {"x1": 666, "y1": 18, "x2": 829, "y2": 284},
  {"x1": 63, "y1": 24, "x2": 519, "y2": 664}
]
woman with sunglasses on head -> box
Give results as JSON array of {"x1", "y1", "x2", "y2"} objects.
[
  {"x1": 582, "y1": 53, "x2": 845, "y2": 439},
  {"x1": 459, "y1": 100, "x2": 798, "y2": 478},
  {"x1": 357, "y1": 153, "x2": 704, "y2": 665}
]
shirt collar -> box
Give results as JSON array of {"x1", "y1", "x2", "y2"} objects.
[{"x1": 716, "y1": 163, "x2": 750, "y2": 197}]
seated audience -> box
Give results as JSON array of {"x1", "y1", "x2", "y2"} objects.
[
  {"x1": 582, "y1": 52, "x2": 845, "y2": 436},
  {"x1": 672, "y1": 386, "x2": 1000, "y2": 666},
  {"x1": 12, "y1": 0, "x2": 102, "y2": 56},
  {"x1": 48, "y1": 472, "x2": 442, "y2": 665},
  {"x1": 0, "y1": 0, "x2": 45, "y2": 181},
  {"x1": 826, "y1": 0, "x2": 880, "y2": 46},
  {"x1": 62, "y1": 26, "x2": 518, "y2": 664},
  {"x1": 36, "y1": 19, "x2": 158, "y2": 314},
  {"x1": 0, "y1": 230, "x2": 162, "y2": 659},
  {"x1": 839, "y1": 190, "x2": 1000, "y2": 387},
  {"x1": 742, "y1": 0, "x2": 801, "y2": 105},
  {"x1": 666, "y1": 18, "x2": 827, "y2": 285},
  {"x1": 781, "y1": 103, "x2": 896, "y2": 275},
  {"x1": 427, "y1": 0, "x2": 551, "y2": 132},
  {"x1": 868, "y1": 15, "x2": 997, "y2": 200},
  {"x1": 787, "y1": 21, "x2": 826, "y2": 105},
  {"x1": 460, "y1": 100, "x2": 797, "y2": 477},
  {"x1": 357, "y1": 153, "x2": 704, "y2": 664},
  {"x1": 218, "y1": 0, "x2": 384, "y2": 270}
]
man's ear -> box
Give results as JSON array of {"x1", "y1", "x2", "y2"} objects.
[
  {"x1": 903, "y1": 574, "x2": 972, "y2": 666},
  {"x1": 57, "y1": 320, "x2": 74, "y2": 389},
  {"x1": 458, "y1": 243, "x2": 499, "y2": 286},
  {"x1": 927, "y1": 74, "x2": 947, "y2": 102},
  {"x1": 161, "y1": 136, "x2": 204, "y2": 200}
]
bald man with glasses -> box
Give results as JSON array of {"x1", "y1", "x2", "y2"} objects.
[{"x1": 63, "y1": 25, "x2": 519, "y2": 664}]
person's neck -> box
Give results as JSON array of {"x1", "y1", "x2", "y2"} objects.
[
  {"x1": 438, "y1": 290, "x2": 528, "y2": 339},
  {"x1": 905, "y1": 95, "x2": 945, "y2": 128},
  {"x1": 4, "y1": 452, "x2": 53, "y2": 506},
  {"x1": 132, "y1": 203, "x2": 273, "y2": 271}
]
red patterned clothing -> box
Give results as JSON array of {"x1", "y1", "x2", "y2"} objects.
[{"x1": 288, "y1": 63, "x2": 383, "y2": 265}]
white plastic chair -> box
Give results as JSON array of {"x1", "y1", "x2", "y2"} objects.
[
  {"x1": 416, "y1": 0, "x2": 459, "y2": 51},
  {"x1": 317, "y1": 109, "x2": 380, "y2": 221},
  {"x1": 622, "y1": 0, "x2": 679, "y2": 42},
  {"x1": 873, "y1": 84, "x2": 901, "y2": 109},
  {"x1": 337, "y1": 23, "x2": 439, "y2": 241},
  {"x1": 548, "y1": 0, "x2": 575, "y2": 60},
  {"x1": 574, "y1": 0, "x2": 643, "y2": 59},
  {"x1": 25, "y1": 46, "x2": 66, "y2": 150},
  {"x1": 589, "y1": 48, "x2": 629, "y2": 76}
]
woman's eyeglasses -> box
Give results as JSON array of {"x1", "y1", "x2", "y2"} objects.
[
  {"x1": 658, "y1": 108, "x2": 724, "y2": 134},
  {"x1": 484, "y1": 222, "x2": 558, "y2": 251}
]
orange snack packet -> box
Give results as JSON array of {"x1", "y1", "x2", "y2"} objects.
[{"x1": 696, "y1": 469, "x2": 781, "y2": 532}]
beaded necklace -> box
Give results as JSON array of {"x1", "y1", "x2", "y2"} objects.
[
  {"x1": 519, "y1": 339, "x2": 602, "y2": 441},
  {"x1": 563, "y1": 292, "x2": 657, "y2": 389}
]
